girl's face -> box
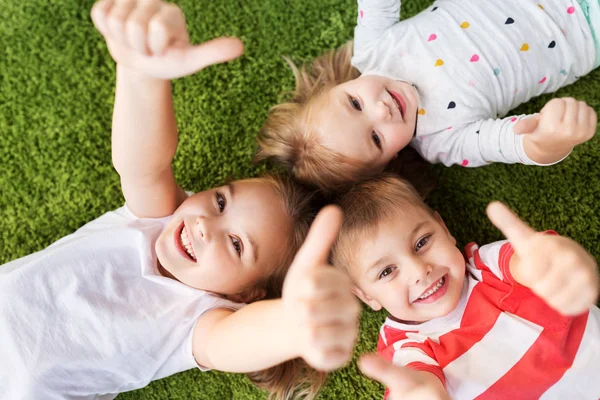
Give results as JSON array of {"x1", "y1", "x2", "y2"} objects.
[
  {"x1": 316, "y1": 75, "x2": 418, "y2": 172},
  {"x1": 348, "y1": 206, "x2": 466, "y2": 324},
  {"x1": 155, "y1": 180, "x2": 292, "y2": 300}
]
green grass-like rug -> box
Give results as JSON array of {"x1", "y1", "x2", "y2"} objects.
[{"x1": 1, "y1": 0, "x2": 599, "y2": 398}]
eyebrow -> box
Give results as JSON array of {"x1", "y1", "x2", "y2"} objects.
[
  {"x1": 228, "y1": 182, "x2": 259, "y2": 264},
  {"x1": 365, "y1": 220, "x2": 429, "y2": 277},
  {"x1": 227, "y1": 182, "x2": 235, "y2": 198}
]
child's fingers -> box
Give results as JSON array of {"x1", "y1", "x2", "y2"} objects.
[
  {"x1": 589, "y1": 106, "x2": 598, "y2": 132},
  {"x1": 303, "y1": 291, "x2": 359, "y2": 324},
  {"x1": 125, "y1": 0, "x2": 161, "y2": 55},
  {"x1": 513, "y1": 114, "x2": 540, "y2": 134},
  {"x1": 486, "y1": 202, "x2": 535, "y2": 255},
  {"x1": 147, "y1": 4, "x2": 187, "y2": 56},
  {"x1": 540, "y1": 98, "x2": 566, "y2": 129},
  {"x1": 292, "y1": 206, "x2": 343, "y2": 272},
  {"x1": 91, "y1": 0, "x2": 115, "y2": 37},
  {"x1": 309, "y1": 324, "x2": 357, "y2": 351},
  {"x1": 106, "y1": 0, "x2": 137, "y2": 43},
  {"x1": 181, "y1": 37, "x2": 245, "y2": 73},
  {"x1": 359, "y1": 353, "x2": 412, "y2": 391},
  {"x1": 561, "y1": 97, "x2": 578, "y2": 125}
]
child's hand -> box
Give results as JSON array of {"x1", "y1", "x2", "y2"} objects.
[
  {"x1": 487, "y1": 202, "x2": 599, "y2": 316},
  {"x1": 282, "y1": 206, "x2": 360, "y2": 372},
  {"x1": 514, "y1": 98, "x2": 597, "y2": 164},
  {"x1": 359, "y1": 354, "x2": 450, "y2": 400},
  {"x1": 91, "y1": 0, "x2": 244, "y2": 79}
]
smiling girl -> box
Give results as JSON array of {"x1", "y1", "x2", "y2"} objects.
[{"x1": 0, "y1": 1, "x2": 360, "y2": 398}]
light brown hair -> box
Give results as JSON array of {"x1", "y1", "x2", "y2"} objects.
[
  {"x1": 244, "y1": 174, "x2": 327, "y2": 400},
  {"x1": 256, "y1": 42, "x2": 367, "y2": 191},
  {"x1": 256, "y1": 43, "x2": 436, "y2": 196},
  {"x1": 331, "y1": 174, "x2": 433, "y2": 274}
]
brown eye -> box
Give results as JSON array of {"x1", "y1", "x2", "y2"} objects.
[
  {"x1": 372, "y1": 131, "x2": 382, "y2": 149},
  {"x1": 416, "y1": 235, "x2": 431, "y2": 251},
  {"x1": 378, "y1": 266, "x2": 396, "y2": 280},
  {"x1": 349, "y1": 96, "x2": 362, "y2": 111},
  {"x1": 230, "y1": 236, "x2": 242, "y2": 257},
  {"x1": 216, "y1": 192, "x2": 226, "y2": 213}
]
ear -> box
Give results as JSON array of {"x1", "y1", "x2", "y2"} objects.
[
  {"x1": 433, "y1": 211, "x2": 456, "y2": 245},
  {"x1": 352, "y1": 286, "x2": 383, "y2": 311},
  {"x1": 226, "y1": 287, "x2": 267, "y2": 304}
]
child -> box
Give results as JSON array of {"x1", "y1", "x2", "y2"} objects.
[
  {"x1": 330, "y1": 175, "x2": 600, "y2": 399},
  {"x1": 257, "y1": 0, "x2": 599, "y2": 190},
  {"x1": 0, "y1": 1, "x2": 361, "y2": 398}
]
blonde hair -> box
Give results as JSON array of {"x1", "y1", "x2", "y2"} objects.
[
  {"x1": 256, "y1": 43, "x2": 436, "y2": 196},
  {"x1": 256, "y1": 42, "x2": 369, "y2": 191},
  {"x1": 331, "y1": 174, "x2": 433, "y2": 274},
  {"x1": 243, "y1": 174, "x2": 327, "y2": 400}
]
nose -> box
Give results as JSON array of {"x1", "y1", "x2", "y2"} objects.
[
  {"x1": 372, "y1": 100, "x2": 391, "y2": 122},
  {"x1": 406, "y1": 257, "x2": 432, "y2": 286},
  {"x1": 195, "y1": 216, "x2": 211, "y2": 243}
]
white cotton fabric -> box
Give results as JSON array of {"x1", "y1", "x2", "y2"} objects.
[{"x1": 0, "y1": 204, "x2": 243, "y2": 400}]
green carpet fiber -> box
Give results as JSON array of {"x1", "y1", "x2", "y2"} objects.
[{"x1": 1, "y1": 0, "x2": 599, "y2": 398}]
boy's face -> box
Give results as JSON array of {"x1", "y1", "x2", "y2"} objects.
[
  {"x1": 316, "y1": 75, "x2": 418, "y2": 172},
  {"x1": 155, "y1": 180, "x2": 292, "y2": 301},
  {"x1": 348, "y1": 206, "x2": 466, "y2": 323}
]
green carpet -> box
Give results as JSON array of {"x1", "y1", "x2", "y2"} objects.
[{"x1": 1, "y1": 0, "x2": 599, "y2": 398}]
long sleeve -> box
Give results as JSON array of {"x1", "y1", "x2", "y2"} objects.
[
  {"x1": 412, "y1": 115, "x2": 544, "y2": 167},
  {"x1": 353, "y1": 0, "x2": 401, "y2": 54}
]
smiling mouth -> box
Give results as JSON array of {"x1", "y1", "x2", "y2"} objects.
[
  {"x1": 414, "y1": 275, "x2": 446, "y2": 302},
  {"x1": 176, "y1": 223, "x2": 197, "y2": 262},
  {"x1": 388, "y1": 90, "x2": 406, "y2": 119}
]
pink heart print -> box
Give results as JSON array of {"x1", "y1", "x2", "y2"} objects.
[
  {"x1": 428, "y1": 33, "x2": 437, "y2": 42},
  {"x1": 470, "y1": 54, "x2": 480, "y2": 62},
  {"x1": 360, "y1": 9, "x2": 364, "y2": 18}
]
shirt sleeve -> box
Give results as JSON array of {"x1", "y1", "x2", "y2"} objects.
[
  {"x1": 353, "y1": 0, "x2": 401, "y2": 55},
  {"x1": 412, "y1": 114, "x2": 558, "y2": 167}
]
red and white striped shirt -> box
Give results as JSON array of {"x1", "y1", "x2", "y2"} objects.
[{"x1": 377, "y1": 240, "x2": 600, "y2": 399}]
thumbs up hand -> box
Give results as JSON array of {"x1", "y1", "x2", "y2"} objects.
[
  {"x1": 359, "y1": 354, "x2": 450, "y2": 400},
  {"x1": 91, "y1": 0, "x2": 244, "y2": 80},
  {"x1": 486, "y1": 202, "x2": 599, "y2": 316},
  {"x1": 514, "y1": 98, "x2": 597, "y2": 164},
  {"x1": 282, "y1": 206, "x2": 360, "y2": 372}
]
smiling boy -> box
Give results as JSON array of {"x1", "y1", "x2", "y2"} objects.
[{"x1": 331, "y1": 175, "x2": 600, "y2": 399}]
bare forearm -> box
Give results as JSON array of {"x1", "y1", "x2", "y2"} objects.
[
  {"x1": 111, "y1": 65, "x2": 177, "y2": 181},
  {"x1": 203, "y1": 300, "x2": 300, "y2": 373}
]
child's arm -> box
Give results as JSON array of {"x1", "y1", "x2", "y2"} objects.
[
  {"x1": 354, "y1": 0, "x2": 401, "y2": 54},
  {"x1": 359, "y1": 353, "x2": 450, "y2": 400},
  {"x1": 415, "y1": 97, "x2": 597, "y2": 168},
  {"x1": 192, "y1": 207, "x2": 361, "y2": 373},
  {"x1": 91, "y1": 0, "x2": 244, "y2": 218},
  {"x1": 514, "y1": 98, "x2": 597, "y2": 165},
  {"x1": 486, "y1": 202, "x2": 599, "y2": 316}
]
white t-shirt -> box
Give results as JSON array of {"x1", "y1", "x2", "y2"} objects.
[
  {"x1": 0, "y1": 205, "x2": 243, "y2": 400},
  {"x1": 352, "y1": 0, "x2": 597, "y2": 167}
]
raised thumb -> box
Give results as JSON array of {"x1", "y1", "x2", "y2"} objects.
[
  {"x1": 291, "y1": 206, "x2": 343, "y2": 272},
  {"x1": 181, "y1": 37, "x2": 245, "y2": 73},
  {"x1": 513, "y1": 114, "x2": 540, "y2": 134}
]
